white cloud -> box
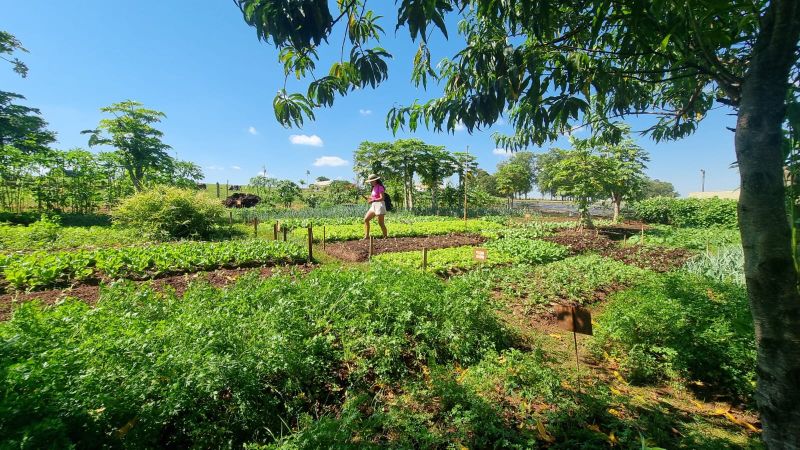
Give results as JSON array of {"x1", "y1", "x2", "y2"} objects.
[
  {"x1": 206, "y1": 165, "x2": 225, "y2": 171},
  {"x1": 313, "y1": 156, "x2": 349, "y2": 167},
  {"x1": 230, "y1": 165, "x2": 241, "y2": 170},
  {"x1": 454, "y1": 121, "x2": 466, "y2": 131},
  {"x1": 493, "y1": 148, "x2": 512, "y2": 157},
  {"x1": 248, "y1": 126, "x2": 258, "y2": 135},
  {"x1": 289, "y1": 134, "x2": 324, "y2": 147},
  {"x1": 359, "y1": 109, "x2": 372, "y2": 116}
]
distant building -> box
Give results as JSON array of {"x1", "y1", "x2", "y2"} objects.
[
  {"x1": 310, "y1": 180, "x2": 333, "y2": 188},
  {"x1": 688, "y1": 189, "x2": 739, "y2": 200}
]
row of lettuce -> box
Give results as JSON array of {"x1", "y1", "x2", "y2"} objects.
[{"x1": 0, "y1": 240, "x2": 306, "y2": 291}]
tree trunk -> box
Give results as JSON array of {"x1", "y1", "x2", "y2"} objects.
[
  {"x1": 612, "y1": 194, "x2": 621, "y2": 223},
  {"x1": 735, "y1": 2, "x2": 800, "y2": 446}
]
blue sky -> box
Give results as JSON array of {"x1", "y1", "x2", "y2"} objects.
[{"x1": 2, "y1": 0, "x2": 739, "y2": 195}]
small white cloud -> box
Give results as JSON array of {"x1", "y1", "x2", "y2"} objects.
[
  {"x1": 230, "y1": 165, "x2": 241, "y2": 170},
  {"x1": 359, "y1": 109, "x2": 372, "y2": 116},
  {"x1": 206, "y1": 165, "x2": 225, "y2": 171},
  {"x1": 313, "y1": 156, "x2": 348, "y2": 167},
  {"x1": 493, "y1": 148, "x2": 512, "y2": 157},
  {"x1": 248, "y1": 126, "x2": 258, "y2": 135},
  {"x1": 289, "y1": 134, "x2": 324, "y2": 147},
  {"x1": 454, "y1": 121, "x2": 466, "y2": 131}
]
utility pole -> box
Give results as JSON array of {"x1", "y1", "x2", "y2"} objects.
[{"x1": 701, "y1": 169, "x2": 706, "y2": 192}]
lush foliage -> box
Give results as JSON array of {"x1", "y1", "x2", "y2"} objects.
[
  {"x1": 0, "y1": 218, "x2": 144, "y2": 252},
  {"x1": 113, "y1": 186, "x2": 225, "y2": 240},
  {"x1": 0, "y1": 267, "x2": 507, "y2": 447},
  {"x1": 632, "y1": 197, "x2": 738, "y2": 228},
  {"x1": 462, "y1": 254, "x2": 651, "y2": 310},
  {"x1": 592, "y1": 273, "x2": 755, "y2": 399},
  {"x1": 625, "y1": 224, "x2": 741, "y2": 250},
  {"x1": 642, "y1": 178, "x2": 678, "y2": 199},
  {"x1": 2, "y1": 240, "x2": 305, "y2": 290},
  {"x1": 485, "y1": 238, "x2": 569, "y2": 265},
  {"x1": 375, "y1": 246, "x2": 513, "y2": 275},
  {"x1": 297, "y1": 219, "x2": 502, "y2": 242},
  {"x1": 684, "y1": 245, "x2": 745, "y2": 286}
]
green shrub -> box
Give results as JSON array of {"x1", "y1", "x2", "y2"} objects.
[
  {"x1": 112, "y1": 186, "x2": 225, "y2": 239},
  {"x1": 592, "y1": 272, "x2": 755, "y2": 399},
  {"x1": 0, "y1": 267, "x2": 508, "y2": 447},
  {"x1": 631, "y1": 197, "x2": 738, "y2": 228},
  {"x1": 625, "y1": 225, "x2": 740, "y2": 250}
]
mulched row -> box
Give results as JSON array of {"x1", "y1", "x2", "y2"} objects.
[
  {"x1": 541, "y1": 229, "x2": 617, "y2": 254},
  {"x1": 323, "y1": 233, "x2": 487, "y2": 262},
  {"x1": 600, "y1": 246, "x2": 694, "y2": 272},
  {"x1": 0, "y1": 264, "x2": 313, "y2": 322}
]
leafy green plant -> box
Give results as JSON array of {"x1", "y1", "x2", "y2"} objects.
[
  {"x1": 631, "y1": 197, "x2": 738, "y2": 228},
  {"x1": 461, "y1": 254, "x2": 651, "y2": 309},
  {"x1": 2, "y1": 240, "x2": 306, "y2": 290},
  {"x1": 298, "y1": 219, "x2": 502, "y2": 242},
  {"x1": 591, "y1": 272, "x2": 755, "y2": 399},
  {"x1": 486, "y1": 238, "x2": 569, "y2": 265},
  {"x1": 624, "y1": 225, "x2": 740, "y2": 250},
  {"x1": 683, "y1": 245, "x2": 745, "y2": 286},
  {"x1": 112, "y1": 186, "x2": 225, "y2": 240},
  {"x1": 0, "y1": 266, "x2": 508, "y2": 448},
  {"x1": 375, "y1": 245, "x2": 513, "y2": 275}
]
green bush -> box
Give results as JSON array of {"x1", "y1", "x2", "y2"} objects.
[
  {"x1": 625, "y1": 224, "x2": 740, "y2": 250},
  {"x1": 592, "y1": 272, "x2": 755, "y2": 399},
  {"x1": 0, "y1": 267, "x2": 508, "y2": 448},
  {"x1": 632, "y1": 197, "x2": 738, "y2": 228},
  {"x1": 112, "y1": 186, "x2": 225, "y2": 239}
]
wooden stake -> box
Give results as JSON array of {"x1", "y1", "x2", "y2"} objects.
[
  {"x1": 322, "y1": 226, "x2": 326, "y2": 251},
  {"x1": 228, "y1": 211, "x2": 233, "y2": 226},
  {"x1": 253, "y1": 217, "x2": 258, "y2": 237},
  {"x1": 422, "y1": 247, "x2": 428, "y2": 271},
  {"x1": 273, "y1": 222, "x2": 278, "y2": 240},
  {"x1": 283, "y1": 226, "x2": 287, "y2": 242},
  {"x1": 640, "y1": 224, "x2": 645, "y2": 245},
  {"x1": 368, "y1": 236, "x2": 374, "y2": 261},
  {"x1": 307, "y1": 226, "x2": 313, "y2": 262},
  {"x1": 573, "y1": 331, "x2": 581, "y2": 394}
]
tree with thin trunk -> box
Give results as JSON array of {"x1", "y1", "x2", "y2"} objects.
[
  {"x1": 82, "y1": 101, "x2": 172, "y2": 192},
  {"x1": 235, "y1": 1, "x2": 800, "y2": 444}
]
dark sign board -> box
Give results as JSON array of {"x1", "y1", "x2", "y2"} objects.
[{"x1": 555, "y1": 305, "x2": 593, "y2": 336}]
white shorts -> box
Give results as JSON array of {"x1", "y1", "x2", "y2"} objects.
[{"x1": 367, "y1": 201, "x2": 386, "y2": 216}]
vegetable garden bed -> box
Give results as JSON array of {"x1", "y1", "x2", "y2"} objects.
[{"x1": 323, "y1": 233, "x2": 487, "y2": 262}]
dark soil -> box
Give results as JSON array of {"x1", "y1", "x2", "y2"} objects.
[
  {"x1": 0, "y1": 264, "x2": 313, "y2": 321},
  {"x1": 600, "y1": 246, "x2": 694, "y2": 272},
  {"x1": 541, "y1": 229, "x2": 617, "y2": 254},
  {"x1": 324, "y1": 233, "x2": 487, "y2": 262},
  {"x1": 597, "y1": 221, "x2": 649, "y2": 240}
]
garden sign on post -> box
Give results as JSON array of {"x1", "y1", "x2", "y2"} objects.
[
  {"x1": 556, "y1": 305, "x2": 593, "y2": 393},
  {"x1": 473, "y1": 247, "x2": 488, "y2": 263}
]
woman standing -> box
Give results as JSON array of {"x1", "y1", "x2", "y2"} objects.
[{"x1": 363, "y1": 174, "x2": 388, "y2": 239}]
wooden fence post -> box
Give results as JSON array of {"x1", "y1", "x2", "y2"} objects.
[
  {"x1": 422, "y1": 247, "x2": 428, "y2": 271},
  {"x1": 273, "y1": 222, "x2": 278, "y2": 240},
  {"x1": 253, "y1": 217, "x2": 258, "y2": 238},
  {"x1": 307, "y1": 226, "x2": 313, "y2": 262},
  {"x1": 229, "y1": 211, "x2": 233, "y2": 226},
  {"x1": 216, "y1": 182, "x2": 220, "y2": 199},
  {"x1": 283, "y1": 226, "x2": 287, "y2": 242}
]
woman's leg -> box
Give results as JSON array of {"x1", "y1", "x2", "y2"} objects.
[
  {"x1": 364, "y1": 211, "x2": 376, "y2": 239},
  {"x1": 377, "y1": 214, "x2": 388, "y2": 238}
]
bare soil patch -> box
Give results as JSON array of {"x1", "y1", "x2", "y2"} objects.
[
  {"x1": 0, "y1": 264, "x2": 313, "y2": 321},
  {"x1": 542, "y1": 229, "x2": 617, "y2": 254},
  {"x1": 600, "y1": 246, "x2": 694, "y2": 272},
  {"x1": 324, "y1": 233, "x2": 487, "y2": 262}
]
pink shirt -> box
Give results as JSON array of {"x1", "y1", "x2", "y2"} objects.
[{"x1": 370, "y1": 184, "x2": 385, "y2": 202}]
